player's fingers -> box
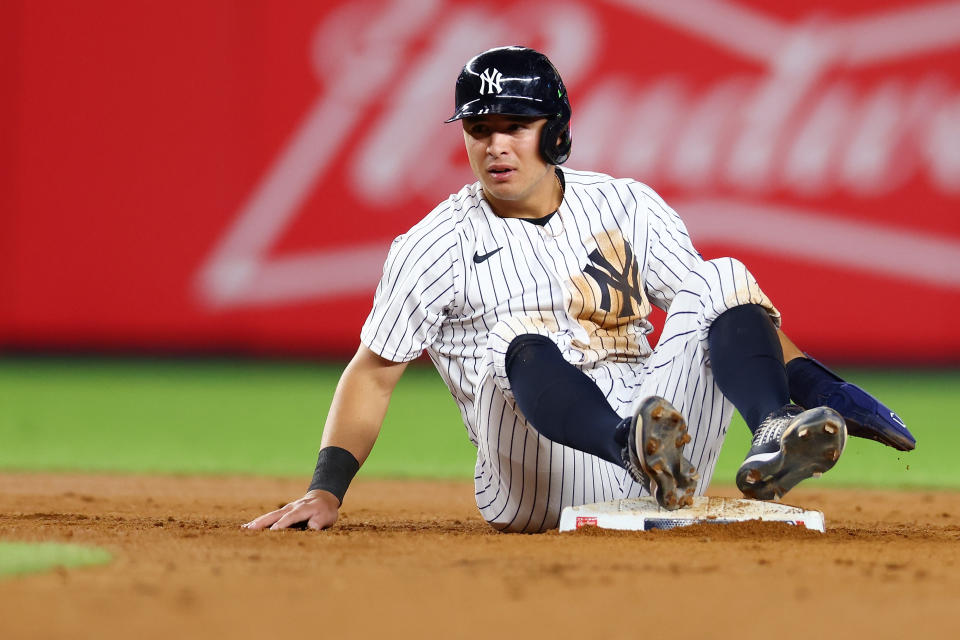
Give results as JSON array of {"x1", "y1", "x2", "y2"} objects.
[
  {"x1": 269, "y1": 504, "x2": 314, "y2": 530},
  {"x1": 241, "y1": 506, "x2": 290, "y2": 530}
]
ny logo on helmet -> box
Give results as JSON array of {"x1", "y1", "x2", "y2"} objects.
[{"x1": 479, "y1": 68, "x2": 503, "y2": 95}]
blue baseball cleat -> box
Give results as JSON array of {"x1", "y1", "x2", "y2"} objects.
[
  {"x1": 788, "y1": 357, "x2": 916, "y2": 452},
  {"x1": 737, "y1": 405, "x2": 846, "y2": 500}
]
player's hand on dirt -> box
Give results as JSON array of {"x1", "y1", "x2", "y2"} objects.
[{"x1": 242, "y1": 490, "x2": 340, "y2": 531}]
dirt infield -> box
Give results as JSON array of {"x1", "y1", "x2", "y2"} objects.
[{"x1": 1, "y1": 473, "x2": 959, "y2": 640}]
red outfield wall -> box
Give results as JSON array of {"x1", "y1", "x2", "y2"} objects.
[{"x1": 2, "y1": 0, "x2": 960, "y2": 362}]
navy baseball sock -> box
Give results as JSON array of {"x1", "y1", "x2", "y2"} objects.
[
  {"x1": 505, "y1": 334, "x2": 624, "y2": 465},
  {"x1": 707, "y1": 304, "x2": 790, "y2": 434}
]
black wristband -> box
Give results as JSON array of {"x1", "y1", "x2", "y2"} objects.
[{"x1": 308, "y1": 446, "x2": 360, "y2": 505}]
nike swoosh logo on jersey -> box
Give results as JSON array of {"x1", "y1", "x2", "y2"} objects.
[{"x1": 473, "y1": 247, "x2": 503, "y2": 263}]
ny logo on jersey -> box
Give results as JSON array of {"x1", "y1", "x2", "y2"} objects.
[
  {"x1": 583, "y1": 242, "x2": 645, "y2": 318},
  {"x1": 479, "y1": 68, "x2": 503, "y2": 95}
]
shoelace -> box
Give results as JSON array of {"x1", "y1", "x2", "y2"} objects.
[{"x1": 753, "y1": 410, "x2": 800, "y2": 446}]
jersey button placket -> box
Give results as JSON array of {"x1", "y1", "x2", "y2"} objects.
[{"x1": 529, "y1": 215, "x2": 575, "y2": 340}]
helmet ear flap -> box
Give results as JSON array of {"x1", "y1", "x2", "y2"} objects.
[{"x1": 540, "y1": 115, "x2": 571, "y2": 165}]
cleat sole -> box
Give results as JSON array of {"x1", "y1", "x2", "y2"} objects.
[
  {"x1": 633, "y1": 396, "x2": 699, "y2": 511},
  {"x1": 736, "y1": 407, "x2": 847, "y2": 501}
]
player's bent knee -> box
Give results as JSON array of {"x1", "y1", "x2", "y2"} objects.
[
  {"x1": 684, "y1": 257, "x2": 773, "y2": 317},
  {"x1": 486, "y1": 318, "x2": 559, "y2": 394},
  {"x1": 685, "y1": 257, "x2": 749, "y2": 289},
  {"x1": 487, "y1": 318, "x2": 554, "y2": 357}
]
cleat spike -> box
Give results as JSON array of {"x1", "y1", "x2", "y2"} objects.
[
  {"x1": 825, "y1": 422, "x2": 838, "y2": 435},
  {"x1": 799, "y1": 428, "x2": 810, "y2": 439},
  {"x1": 812, "y1": 472, "x2": 822, "y2": 478},
  {"x1": 646, "y1": 439, "x2": 659, "y2": 455},
  {"x1": 825, "y1": 449, "x2": 840, "y2": 462},
  {"x1": 652, "y1": 462, "x2": 664, "y2": 473},
  {"x1": 651, "y1": 406, "x2": 663, "y2": 419}
]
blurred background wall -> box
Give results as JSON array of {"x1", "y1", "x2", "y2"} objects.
[{"x1": 2, "y1": 0, "x2": 959, "y2": 363}]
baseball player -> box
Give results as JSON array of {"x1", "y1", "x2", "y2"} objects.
[{"x1": 244, "y1": 46, "x2": 915, "y2": 534}]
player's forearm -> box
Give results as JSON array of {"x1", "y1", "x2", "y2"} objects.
[
  {"x1": 318, "y1": 346, "x2": 408, "y2": 465},
  {"x1": 318, "y1": 395, "x2": 388, "y2": 466}
]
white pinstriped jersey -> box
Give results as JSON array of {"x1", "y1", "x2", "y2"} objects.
[
  {"x1": 361, "y1": 166, "x2": 778, "y2": 531},
  {"x1": 361, "y1": 167, "x2": 703, "y2": 444}
]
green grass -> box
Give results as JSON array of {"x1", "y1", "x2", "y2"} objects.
[
  {"x1": 0, "y1": 542, "x2": 112, "y2": 578},
  {"x1": 0, "y1": 357, "x2": 475, "y2": 479},
  {"x1": 0, "y1": 357, "x2": 956, "y2": 489}
]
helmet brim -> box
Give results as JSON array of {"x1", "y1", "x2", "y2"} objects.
[{"x1": 445, "y1": 97, "x2": 555, "y2": 123}]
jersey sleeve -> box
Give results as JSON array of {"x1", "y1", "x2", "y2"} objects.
[
  {"x1": 360, "y1": 215, "x2": 460, "y2": 362},
  {"x1": 637, "y1": 186, "x2": 704, "y2": 311}
]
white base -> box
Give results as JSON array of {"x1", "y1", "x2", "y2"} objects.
[{"x1": 558, "y1": 496, "x2": 824, "y2": 533}]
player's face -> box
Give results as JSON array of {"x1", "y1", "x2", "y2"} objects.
[{"x1": 462, "y1": 115, "x2": 558, "y2": 217}]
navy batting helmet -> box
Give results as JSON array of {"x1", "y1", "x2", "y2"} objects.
[{"x1": 446, "y1": 46, "x2": 572, "y2": 165}]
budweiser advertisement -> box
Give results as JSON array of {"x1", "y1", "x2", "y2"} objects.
[{"x1": 2, "y1": 0, "x2": 959, "y2": 361}]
